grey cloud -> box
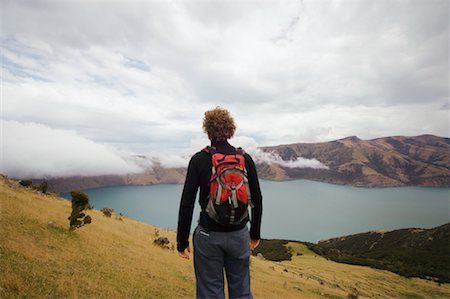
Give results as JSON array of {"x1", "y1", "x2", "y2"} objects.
[
  {"x1": 5, "y1": 0, "x2": 447, "y2": 109},
  {"x1": 124, "y1": 57, "x2": 151, "y2": 72},
  {"x1": 1, "y1": 0, "x2": 448, "y2": 157},
  {"x1": 181, "y1": 0, "x2": 251, "y2": 28}
]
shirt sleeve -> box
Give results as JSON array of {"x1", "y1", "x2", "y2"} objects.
[
  {"x1": 245, "y1": 153, "x2": 263, "y2": 240},
  {"x1": 176, "y1": 154, "x2": 200, "y2": 251}
]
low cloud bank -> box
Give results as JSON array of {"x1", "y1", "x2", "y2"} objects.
[
  {"x1": 190, "y1": 136, "x2": 328, "y2": 169},
  {"x1": 231, "y1": 136, "x2": 329, "y2": 169},
  {"x1": 1, "y1": 123, "x2": 327, "y2": 180},
  {"x1": 251, "y1": 150, "x2": 328, "y2": 169},
  {"x1": 1, "y1": 120, "x2": 144, "y2": 178},
  {"x1": 150, "y1": 155, "x2": 190, "y2": 168}
]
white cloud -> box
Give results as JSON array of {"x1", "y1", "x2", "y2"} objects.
[
  {"x1": 189, "y1": 137, "x2": 211, "y2": 153},
  {"x1": 233, "y1": 136, "x2": 328, "y2": 169},
  {"x1": 252, "y1": 150, "x2": 328, "y2": 169},
  {"x1": 151, "y1": 155, "x2": 190, "y2": 169},
  {"x1": 230, "y1": 136, "x2": 260, "y2": 149},
  {"x1": 0, "y1": 120, "x2": 144, "y2": 178},
  {"x1": 186, "y1": 135, "x2": 329, "y2": 169},
  {"x1": 0, "y1": 120, "x2": 328, "y2": 180}
]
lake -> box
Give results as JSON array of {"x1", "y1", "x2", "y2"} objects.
[{"x1": 61, "y1": 180, "x2": 450, "y2": 242}]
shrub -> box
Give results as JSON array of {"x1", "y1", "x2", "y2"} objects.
[
  {"x1": 153, "y1": 237, "x2": 170, "y2": 250},
  {"x1": 100, "y1": 207, "x2": 114, "y2": 218},
  {"x1": 68, "y1": 190, "x2": 91, "y2": 230},
  {"x1": 251, "y1": 239, "x2": 293, "y2": 261},
  {"x1": 19, "y1": 180, "x2": 33, "y2": 187},
  {"x1": 84, "y1": 215, "x2": 92, "y2": 224},
  {"x1": 37, "y1": 181, "x2": 48, "y2": 193}
]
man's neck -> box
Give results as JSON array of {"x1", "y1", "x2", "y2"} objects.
[{"x1": 210, "y1": 139, "x2": 235, "y2": 153}]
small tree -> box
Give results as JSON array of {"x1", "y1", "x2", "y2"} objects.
[
  {"x1": 37, "y1": 181, "x2": 49, "y2": 193},
  {"x1": 100, "y1": 207, "x2": 114, "y2": 218},
  {"x1": 68, "y1": 190, "x2": 92, "y2": 230}
]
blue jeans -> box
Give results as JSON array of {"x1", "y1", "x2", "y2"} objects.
[{"x1": 193, "y1": 225, "x2": 252, "y2": 299}]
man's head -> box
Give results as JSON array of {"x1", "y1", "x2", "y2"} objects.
[{"x1": 202, "y1": 107, "x2": 236, "y2": 141}]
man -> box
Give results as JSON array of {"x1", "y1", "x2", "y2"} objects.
[{"x1": 177, "y1": 107, "x2": 263, "y2": 299}]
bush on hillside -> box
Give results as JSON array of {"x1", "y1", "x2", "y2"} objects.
[
  {"x1": 305, "y1": 224, "x2": 450, "y2": 283},
  {"x1": 37, "y1": 181, "x2": 49, "y2": 193},
  {"x1": 153, "y1": 237, "x2": 170, "y2": 250},
  {"x1": 251, "y1": 239, "x2": 293, "y2": 261},
  {"x1": 19, "y1": 180, "x2": 33, "y2": 187},
  {"x1": 100, "y1": 207, "x2": 114, "y2": 218},
  {"x1": 68, "y1": 190, "x2": 92, "y2": 230}
]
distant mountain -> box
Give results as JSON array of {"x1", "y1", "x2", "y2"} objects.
[
  {"x1": 40, "y1": 164, "x2": 187, "y2": 193},
  {"x1": 32, "y1": 134, "x2": 450, "y2": 192},
  {"x1": 258, "y1": 134, "x2": 450, "y2": 187},
  {"x1": 306, "y1": 222, "x2": 450, "y2": 283}
]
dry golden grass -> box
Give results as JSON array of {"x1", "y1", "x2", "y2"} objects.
[{"x1": 1, "y1": 176, "x2": 449, "y2": 298}]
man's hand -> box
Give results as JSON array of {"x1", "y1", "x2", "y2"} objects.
[
  {"x1": 178, "y1": 246, "x2": 191, "y2": 259},
  {"x1": 250, "y1": 239, "x2": 260, "y2": 251}
]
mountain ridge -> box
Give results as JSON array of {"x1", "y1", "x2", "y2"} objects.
[
  {"x1": 20, "y1": 134, "x2": 450, "y2": 192},
  {"x1": 258, "y1": 134, "x2": 450, "y2": 187}
]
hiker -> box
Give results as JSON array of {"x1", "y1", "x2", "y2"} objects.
[{"x1": 177, "y1": 107, "x2": 263, "y2": 299}]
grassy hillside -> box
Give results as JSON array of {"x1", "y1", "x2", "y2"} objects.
[
  {"x1": 1, "y1": 176, "x2": 450, "y2": 298},
  {"x1": 306, "y1": 223, "x2": 450, "y2": 283}
]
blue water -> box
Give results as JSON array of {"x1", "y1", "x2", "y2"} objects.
[{"x1": 61, "y1": 180, "x2": 449, "y2": 242}]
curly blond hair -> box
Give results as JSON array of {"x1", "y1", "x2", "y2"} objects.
[{"x1": 202, "y1": 107, "x2": 236, "y2": 141}]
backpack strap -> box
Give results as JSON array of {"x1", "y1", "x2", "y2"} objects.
[
  {"x1": 234, "y1": 147, "x2": 253, "y2": 208},
  {"x1": 202, "y1": 146, "x2": 216, "y2": 154},
  {"x1": 236, "y1": 147, "x2": 245, "y2": 155},
  {"x1": 203, "y1": 146, "x2": 245, "y2": 155}
]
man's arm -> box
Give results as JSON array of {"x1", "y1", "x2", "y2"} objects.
[
  {"x1": 176, "y1": 154, "x2": 200, "y2": 256},
  {"x1": 245, "y1": 153, "x2": 263, "y2": 241}
]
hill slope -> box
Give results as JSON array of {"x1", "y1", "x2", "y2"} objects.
[
  {"x1": 260, "y1": 134, "x2": 450, "y2": 187},
  {"x1": 306, "y1": 223, "x2": 450, "y2": 283},
  {"x1": 1, "y1": 176, "x2": 449, "y2": 298}
]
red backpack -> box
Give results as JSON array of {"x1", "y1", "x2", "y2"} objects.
[{"x1": 203, "y1": 146, "x2": 253, "y2": 226}]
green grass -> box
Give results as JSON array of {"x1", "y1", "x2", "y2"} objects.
[{"x1": 306, "y1": 225, "x2": 450, "y2": 283}]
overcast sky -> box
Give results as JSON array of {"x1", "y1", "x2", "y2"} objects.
[{"x1": 1, "y1": 0, "x2": 449, "y2": 177}]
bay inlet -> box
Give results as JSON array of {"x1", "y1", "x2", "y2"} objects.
[{"x1": 61, "y1": 180, "x2": 450, "y2": 242}]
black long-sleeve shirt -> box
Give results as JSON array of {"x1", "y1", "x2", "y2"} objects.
[{"x1": 176, "y1": 140, "x2": 263, "y2": 252}]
